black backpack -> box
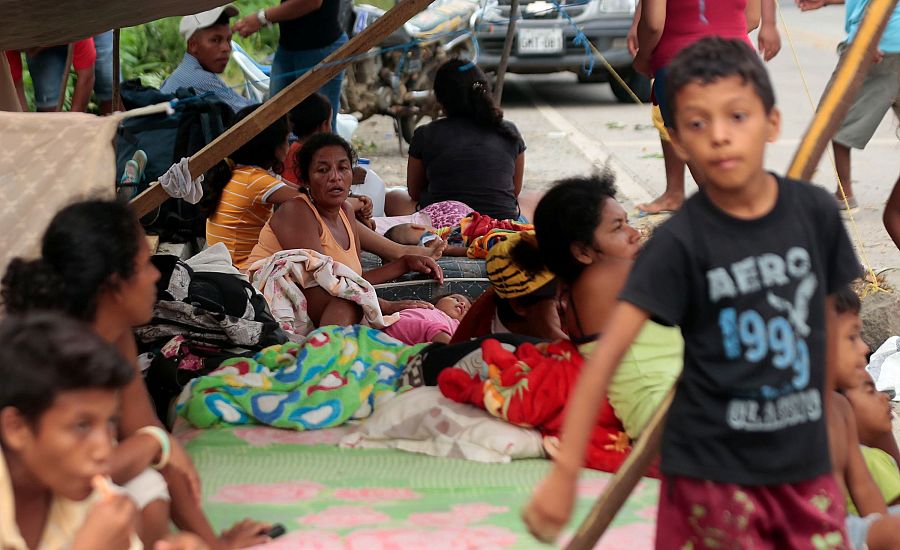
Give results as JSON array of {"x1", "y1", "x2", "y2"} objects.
[{"x1": 115, "y1": 80, "x2": 234, "y2": 242}]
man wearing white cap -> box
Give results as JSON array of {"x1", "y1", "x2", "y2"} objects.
[{"x1": 161, "y1": 4, "x2": 253, "y2": 112}]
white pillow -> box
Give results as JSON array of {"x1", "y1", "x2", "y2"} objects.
[{"x1": 340, "y1": 387, "x2": 545, "y2": 463}]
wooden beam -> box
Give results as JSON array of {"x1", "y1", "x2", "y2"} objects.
[
  {"x1": 113, "y1": 29, "x2": 123, "y2": 112},
  {"x1": 130, "y1": 0, "x2": 437, "y2": 219},
  {"x1": 787, "y1": 0, "x2": 899, "y2": 181},
  {"x1": 493, "y1": 0, "x2": 519, "y2": 104},
  {"x1": 567, "y1": 0, "x2": 899, "y2": 546},
  {"x1": 565, "y1": 388, "x2": 673, "y2": 550}
]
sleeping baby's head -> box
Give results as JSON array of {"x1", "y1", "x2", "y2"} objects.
[{"x1": 433, "y1": 294, "x2": 472, "y2": 321}]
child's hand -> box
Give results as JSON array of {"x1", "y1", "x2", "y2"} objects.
[
  {"x1": 218, "y1": 519, "x2": 272, "y2": 549},
  {"x1": 522, "y1": 466, "x2": 578, "y2": 544},
  {"x1": 348, "y1": 195, "x2": 374, "y2": 220},
  {"x1": 73, "y1": 493, "x2": 137, "y2": 550},
  {"x1": 757, "y1": 24, "x2": 781, "y2": 61}
]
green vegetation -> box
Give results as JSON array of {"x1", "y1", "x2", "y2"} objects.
[
  {"x1": 121, "y1": 0, "x2": 280, "y2": 89},
  {"x1": 15, "y1": 0, "x2": 400, "y2": 111}
]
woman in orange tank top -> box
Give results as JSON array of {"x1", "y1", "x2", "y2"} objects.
[{"x1": 257, "y1": 133, "x2": 446, "y2": 327}]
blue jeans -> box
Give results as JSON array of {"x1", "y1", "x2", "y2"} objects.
[
  {"x1": 652, "y1": 67, "x2": 673, "y2": 128},
  {"x1": 271, "y1": 33, "x2": 347, "y2": 128},
  {"x1": 26, "y1": 46, "x2": 68, "y2": 110},
  {"x1": 93, "y1": 31, "x2": 115, "y2": 101}
]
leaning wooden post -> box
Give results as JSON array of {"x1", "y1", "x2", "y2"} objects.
[
  {"x1": 493, "y1": 0, "x2": 519, "y2": 103},
  {"x1": 129, "y1": 0, "x2": 437, "y2": 218},
  {"x1": 564, "y1": 388, "x2": 673, "y2": 550},
  {"x1": 564, "y1": 0, "x2": 898, "y2": 547},
  {"x1": 113, "y1": 28, "x2": 123, "y2": 112}
]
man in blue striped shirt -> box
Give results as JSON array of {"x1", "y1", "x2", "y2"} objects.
[{"x1": 161, "y1": 5, "x2": 254, "y2": 113}]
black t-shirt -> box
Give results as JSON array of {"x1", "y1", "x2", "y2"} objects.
[
  {"x1": 278, "y1": 0, "x2": 343, "y2": 50},
  {"x1": 620, "y1": 175, "x2": 860, "y2": 486},
  {"x1": 408, "y1": 117, "x2": 526, "y2": 220}
]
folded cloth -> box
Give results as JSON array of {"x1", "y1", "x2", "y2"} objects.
[
  {"x1": 159, "y1": 157, "x2": 203, "y2": 204},
  {"x1": 249, "y1": 249, "x2": 398, "y2": 338},
  {"x1": 186, "y1": 242, "x2": 248, "y2": 281},
  {"x1": 340, "y1": 386, "x2": 545, "y2": 463}
]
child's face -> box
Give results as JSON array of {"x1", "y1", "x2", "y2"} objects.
[
  {"x1": 845, "y1": 377, "x2": 894, "y2": 444},
  {"x1": 436, "y1": 294, "x2": 471, "y2": 320},
  {"x1": 3, "y1": 389, "x2": 120, "y2": 501},
  {"x1": 833, "y1": 311, "x2": 870, "y2": 390},
  {"x1": 669, "y1": 76, "x2": 780, "y2": 193}
]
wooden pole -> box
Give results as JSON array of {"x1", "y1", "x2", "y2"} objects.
[
  {"x1": 493, "y1": 0, "x2": 519, "y2": 104},
  {"x1": 113, "y1": 29, "x2": 123, "y2": 112},
  {"x1": 130, "y1": 0, "x2": 438, "y2": 218},
  {"x1": 565, "y1": 0, "x2": 899, "y2": 546},
  {"x1": 787, "y1": 0, "x2": 899, "y2": 181},
  {"x1": 56, "y1": 44, "x2": 75, "y2": 111},
  {"x1": 565, "y1": 388, "x2": 673, "y2": 550}
]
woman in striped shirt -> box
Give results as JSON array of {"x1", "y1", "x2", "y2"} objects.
[{"x1": 203, "y1": 104, "x2": 299, "y2": 269}]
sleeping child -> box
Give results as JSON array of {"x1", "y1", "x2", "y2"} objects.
[
  {"x1": 383, "y1": 223, "x2": 468, "y2": 256},
  {"x1": 384, "y1": 294, "x2": 472, "y2": 344}
]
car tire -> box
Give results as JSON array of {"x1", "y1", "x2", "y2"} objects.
[{"x1": 609, "y1": 69, "x2": 651, "y2": 104}]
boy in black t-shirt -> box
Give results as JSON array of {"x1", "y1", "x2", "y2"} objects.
[{"x1": 524, "y1": 37, "x2": 861, "y2": 548}]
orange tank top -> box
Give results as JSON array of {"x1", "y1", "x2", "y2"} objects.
[{"x1": 245, "y1": 195, "x2": 363, "y2": 274}]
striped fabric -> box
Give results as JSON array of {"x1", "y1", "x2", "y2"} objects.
[{"x1": 206, "y1": 166, "x2": 286, "y2": 269}]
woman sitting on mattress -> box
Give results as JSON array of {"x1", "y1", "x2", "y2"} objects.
[
  {"x1": 532, "y1": 173, "x2": 683, "y2": 442},
  {"x1": 247, "y1": 132, "x2": 445, "y2": 327},
  {"x1": 430, "y1": 174, "x2": 682, "y2": 473},
  {"x1": 1, "y1": 200, "x2": 271, "y2": 549}
]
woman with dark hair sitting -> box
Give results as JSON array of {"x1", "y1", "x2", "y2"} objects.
[
  {"x1": 2, "y1": 200, "x2": 272, "y2": 549},
  {"x1": 247, "y1": 132, "x2": 444, "y2": 327},
  {"x1": 203, "y1": 104, "x2": 299, "y2": 270},
  {"x1": 387, "y1": 59, "x2": 527, "y2": 220},
  {"x1": 533, "y1": 173, "x2": 683, "y2": 441}
]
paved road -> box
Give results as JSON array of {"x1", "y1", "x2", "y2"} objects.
[
  {"x1": 500, "y1": 3, "x2": 900, "y2": 270},
  {"x1": 355, "y1": 3, "x2": 900, "y2": 268}
]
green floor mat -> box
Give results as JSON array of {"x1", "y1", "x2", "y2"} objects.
[{"x1": 183, "y1": 425, "x2": 658, "y2": 548}]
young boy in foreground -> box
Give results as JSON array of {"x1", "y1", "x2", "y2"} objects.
[
  {"x1": 829, "y1": 287, "x2": 900, "y2": 550},
  {"x1": 523, "y1": 37, "x2": 861, "y2": 547},
  {"x1": 0, "y1": 314, "x2": 139, "y2": 549}
]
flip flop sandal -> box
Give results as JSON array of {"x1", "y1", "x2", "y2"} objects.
[
  {"x1": 634, "y1": 207, "x2": 675, "y2": 219},
  {"x1": 835, "y1": 194, "x2": 858, "y2": 212}
]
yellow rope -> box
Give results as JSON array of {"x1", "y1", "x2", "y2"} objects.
[{"x1": 776, "y1": 0, "x2": 886, "y2": 293}]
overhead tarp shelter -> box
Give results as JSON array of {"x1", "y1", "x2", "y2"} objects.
[
  {"x1": 0, "y1": 0, "x2": 231, "y2": 50},
  {"x1": 0, "y1": 0, "x2": 439, "y2": 271}
]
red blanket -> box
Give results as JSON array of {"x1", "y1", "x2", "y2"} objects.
[{"x1": 438, "y1": 338, "x2": 658, "y2": 475}]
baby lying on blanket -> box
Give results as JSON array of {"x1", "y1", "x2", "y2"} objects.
[{"x1": 383, "y1": 294, "x2": 472, "y2": 344}]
